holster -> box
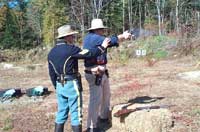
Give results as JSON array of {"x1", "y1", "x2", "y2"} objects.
[
  {"x1": 95, "y1": 74, "x2": 102, "y2": 86},
  {"x1": 105, "y1": 69, "x2": 109, "y2": 78},
  {"x1": 77, "y1": 73, "x2": 83, "y2": 92},
  {"x1": 60, "y1": 74, "x2": 65, "y2": 87}
]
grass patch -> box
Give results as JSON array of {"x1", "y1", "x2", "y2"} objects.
[
  {"x1": 190, "y1": 109, "x2": 200, "y2": 116},
  {"x1": 108, "y1": 36, "x2": 177, "y2": 65},
  {"x1": 0, "y1": 105, "x2": 14, "y2": 131},
  {"x1": 134, "y1": 35, "x2": 176, "y2": 59},
  {"x1": 153, "y1": 50, "x2": 168, "y2": 59},
  {"x1": 2, "y1": 117, "x2": 13, "y2": 131}
]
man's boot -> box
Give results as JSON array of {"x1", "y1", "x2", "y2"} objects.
[
  {"x1": 72, "y1": 125, "x2": 82, "y2": 132},
  {"x1": 84, "y1": 127, "x2": 101, "y2": 132},
  {"x1": 55, "y1": 123, "x2": 64, "y2": 132}
]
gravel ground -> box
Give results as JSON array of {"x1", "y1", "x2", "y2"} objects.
[{"x1": 0, "y1": 56, "x2": 200, "y2": 132}]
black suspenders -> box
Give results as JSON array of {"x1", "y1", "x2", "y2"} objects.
[{"x1": 49, "y1": 56, "x2": 71, "y2": 86}]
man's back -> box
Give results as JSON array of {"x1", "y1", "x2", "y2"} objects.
[
  {"x1": 83, "y1": 33, "x2": 104, "y2": 48},
  {"x1": 48, "y1": 42, "x2": 80, "y2": 75},
  {"x1": 83, "y1": 33, "x2": 107, "y2": 67}
]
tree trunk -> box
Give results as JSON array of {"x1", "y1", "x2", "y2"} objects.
[
  {"x1": 161, "y1": 0, "x2": 165, "y2": 34},
  {"x1": 169, "y1": 11, "x2": 174, "y2": 32},
  {"x1": 53, "y1": 18, "x2": 55, "y2": 45},
  {"x1": 156, "y1": 0, "x2": 161, "y2": 36},
  {"x1": 197, "y1": 11, "x2": 200, "y2": 35},
  {"x1": 80, "y1": 0, "x2": 85, "y2": 38},
  {"x1": 128, "y1": 0, "x2": 133, "y2": 30},
  {"x1": 176, "y1": 0, "x2": 179, "y2": 33},
  {"x1": 71, "y1": 0, "x2": 85, "y2": 38},
  {"x1": 123, "y1": 0, "x2": 125, "y2": 32},
  {"x1": 139, "y1": 0, "x2": 142, "y2": 32},
  {"x1": 20, "y1": 14, "x2": 23, "y2": 48},
  {"x1": 93, "y1": 0, "x2": 103, "y2": 18},
  {"x1": 144, "y1": 0, "x2": 148, "y2": 21}
]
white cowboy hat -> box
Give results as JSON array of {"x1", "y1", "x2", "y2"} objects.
[
  {"x1": 57, "y1": 25, "x2": 78, "y2": 38},
  {"x1": 87, "y1": 19, "x2": 108, "y2": 31}
]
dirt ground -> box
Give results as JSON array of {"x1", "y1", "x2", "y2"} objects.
[{"x1": 0, "y1": 56, "x2": 200, "y2": 132}]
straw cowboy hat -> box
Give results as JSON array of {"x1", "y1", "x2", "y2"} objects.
[
  {"x1": 57, "y1": 25, "x2": 78, "y2": 38},
  {"x1": 87, "y1": 19, "x2": 108, "y2": 31}
]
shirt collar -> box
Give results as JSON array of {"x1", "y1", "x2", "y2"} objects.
[{"x1": 56, "y1": 39, "x2": 66, "y2": 46}]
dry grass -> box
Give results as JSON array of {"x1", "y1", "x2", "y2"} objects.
[{"x1": 0, "y1": 55, "x2": 200, "y2": 131}]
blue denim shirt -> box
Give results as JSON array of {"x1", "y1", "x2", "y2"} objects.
[
  {"x1": 48, "y1": 40, "x2": 105, "y2": 88},
  {"x1": 83, "y1": 32, "x2": 119, "y2": 67}
]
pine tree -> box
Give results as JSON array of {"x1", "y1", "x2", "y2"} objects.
[
  {"x1": 1, "y1": 4, "x2": 19, "y2": 49},
  {"x1": 42, "y1": 0, "x2": 68, "y2": 46}
]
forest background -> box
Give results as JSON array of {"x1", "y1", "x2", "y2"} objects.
[
  {"x1": 1, "y1": 1, "x2": 200, "y2": 131},
  {"x1": 0, "y1": 0, "x2": 200, "y2": 50}
]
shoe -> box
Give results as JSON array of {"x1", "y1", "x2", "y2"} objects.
[
  {"x1": 97, "y1": 117, "x2": 112, "y2": 130},
  {"x1": 98, "y1": 117, "x2": 111, "y2": 125},
  {"x1": 85, "y1": 127, "x2": 101, "y2": 132},
  {"x1": 54, "y1": 123, "x2": 64, "y2": 132},
  {"x1": 99, "y1": 118, "x2": 109, "y2": 122},
  {"x1": 72, "y1": 125, "x2": 82, "y2": 132}
]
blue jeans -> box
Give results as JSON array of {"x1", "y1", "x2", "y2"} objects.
[{"x1": 55, "y1": 80, "x2": 82, "y2": 126}]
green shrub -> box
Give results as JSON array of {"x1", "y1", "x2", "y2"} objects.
[
  {"x1": 135, "y1": 35, "x2": 176, "y2": 59},
  {"x1": 153, "y1": 50, "x2": 168, "y2": 59},
  {"x1": 190, "y1": 109, "x2": 200, "y2": 116}
]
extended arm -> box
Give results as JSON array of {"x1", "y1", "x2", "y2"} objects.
[
  {"x1": 107, "y1": 31, "x2": 132, "y2": 47},
  {"x1": 72, "y1": 38, "x2": 110, "y2": 59}
]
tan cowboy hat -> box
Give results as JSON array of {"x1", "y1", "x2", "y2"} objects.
[
  {"x1": 87, "y1": 19, "x2": 108, "y2": 31},
  {"x1": 57, "y1": 25, "x2": 78, "y2": 38}
]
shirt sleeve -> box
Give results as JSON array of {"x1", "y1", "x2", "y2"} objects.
[
  {"x1": 71, "y1": 45, "x2": 106, "y2": 59},
  {"x1": 108, "y1": 35, "x2": 119, "y2": 47},
  {"x1": 94, "y1": 35, "x2": 119, "y2": 47}
]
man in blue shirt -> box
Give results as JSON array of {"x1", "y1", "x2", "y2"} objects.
[
  {"x1": 48, "y1": 24, "x2": 110, "y2": 132},
  {"x1": 83, "y1": 19, "x2": 131, "y2": 132}
]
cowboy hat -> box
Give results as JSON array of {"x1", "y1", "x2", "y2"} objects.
[
  {"x1": 87, "y1": 19, "x2": 108, "y2": 31},
  {"x1": 57, "y1": 25, "x2": 78, "y2": 38}
]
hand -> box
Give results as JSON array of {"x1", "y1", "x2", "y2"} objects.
[
  {"x1": 91, "y1": 66, "x2": 105, "y2": 75},
  {"x1": 101, "y1": 37, "x2": 111, "y2": 48},
  {"x1": 122, "y1": 31, "x2": 132, "y2": 39},
  {"x1": 91, "y1": 67, "x2": 99, "y2": 74},
  {"x1": 117, "y1": 31, "x2": 132, "y2": 41}
]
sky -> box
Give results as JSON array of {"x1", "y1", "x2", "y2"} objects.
[
  {"x1": 8, "y1": 1, "x2": 18, "y2": 8},
  {"x1": 1, "y1": 0, "x2": 30, "y2": 8}
]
